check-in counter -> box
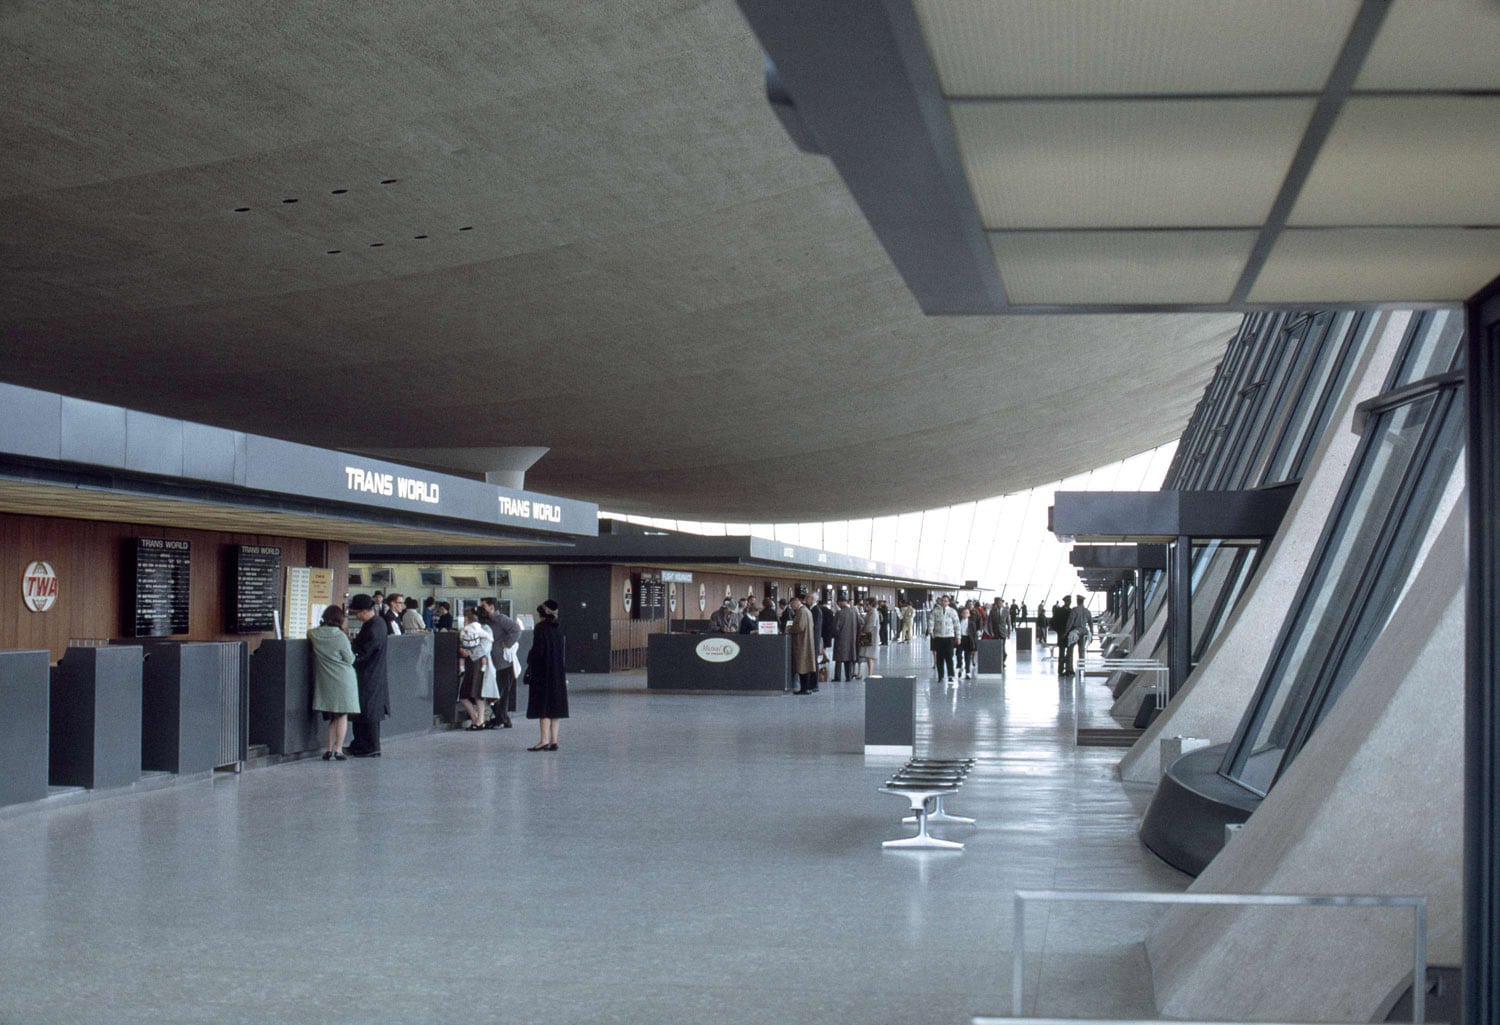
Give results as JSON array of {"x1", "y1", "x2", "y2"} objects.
[
  {"x1": 431, "y1": 630, "x2": 462, "y2": 725},
  {"x1": 646, "y1": 633, "x2": 789, "y2": 692},
  {"x1": 50, "y1": 646, "x2": 144, "y2": 789},
  {"x1": 136, "y1": 642, "x2": 240, "y2": 774},
  {"x1": 0, "y1": 650, "x2": 51, "y2": 807},
  {"x1": 384, "y1": 633, "x2": 436, "y2": 736},
  {"x1": 251, "y1": 632, "x2": 446, "y2": 753},
  {"x1": 249, "y1": 639, "x2": 318, "y2": 756}
]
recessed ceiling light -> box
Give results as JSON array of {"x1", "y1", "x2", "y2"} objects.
[
  {"x1": 326, "y1": 250, "x2": 341, "y2": 255},
  {"x1": 458, "y1": 225, "x2": 473, "y2": 231},
  {"x1": 233, "y1": 207, "x2": 250, "y2": 212},
  {"x1": 282, "y1": 198, "x2": 298, "y2": 204},
  {"x1": 331, "y1": 188, "x2": 348, "y2": 195},
  {"x1": 370, "y1": 242, "x2": 384, "y2": 247},
  {"x1": 414, "y1": 234, "x2": 428, "y2": 239},
  {"x1": 380, "y1": 178, "x2": 398, "y2": 184}
]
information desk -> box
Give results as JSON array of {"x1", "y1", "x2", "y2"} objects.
[{"x1": 646, "y1": 633, "x2": 789, "y2": 692}]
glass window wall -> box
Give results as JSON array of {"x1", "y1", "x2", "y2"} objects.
[{"x1": 1221, "y1": 311, "x2": 1465, "y2": 796}]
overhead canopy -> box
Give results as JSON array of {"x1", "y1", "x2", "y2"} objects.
[
  {"x1": 1070, "y1": 545, "x2": 1168, "y2": 571},
  {"x1": 353, "y1": 519, "x2": 960, "y2": 592},
  {"x1": 0, "y1": 384, "x2": 597, "y2": 547},
  {"x1": 1051, "y1": 487, "x2": 1295, "y2": 543}
]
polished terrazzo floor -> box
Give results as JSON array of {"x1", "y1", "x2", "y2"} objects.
[{"x1": 0, "y1": 636, "x2": 1187, "y2": 1025}]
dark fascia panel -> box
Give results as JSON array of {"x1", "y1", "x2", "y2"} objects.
[
  {"x1": 351, "y1": 533, "x2": 958, "y2": 590},
  {"x1": 1051, "y1": 486, "x2": 1296, "y2": 541},
  {"x1": 736, "y1": 0, "x2": 1006, "y2": 314},
  {"x1": 1077, "y1": 571, "x2": 1128, "y2": 591},
  {"x1": 1070, "y1": 545, "x2": 1168, "y2": 571}
]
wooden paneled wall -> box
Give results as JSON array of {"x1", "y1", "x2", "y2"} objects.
[{"x1": 1, "y1": 512, "x2": 348, "y2": 662}]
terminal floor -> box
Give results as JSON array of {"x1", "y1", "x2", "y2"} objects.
[{"x1": 0, "y1": 639, "x2": 1187, "y2": 1025}]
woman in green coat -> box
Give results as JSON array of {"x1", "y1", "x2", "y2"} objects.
[{"x1": 308, "y1": 604, "x2": 360, "y2": 761}]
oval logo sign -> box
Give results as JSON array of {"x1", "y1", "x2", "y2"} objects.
[
  {"x1": 23, "y1": 560, "x2": 58, "y2": 613},
  {"x1": 695, "y1": 638, "x2": 740, "y2": 663}
]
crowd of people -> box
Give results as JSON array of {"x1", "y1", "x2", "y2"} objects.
[
  {"x1": 304, "y1": 582, "x2": 1096, "y2": 753},
  {"x1": 705, "y1": 588, "x2": 1095, "y2": 687},
  {"x1": 709, "y1": 593, "x2": 930, "y2": 693},
  {"x1": 307, "y1": 590, "x2": 570, "y2": 758}
]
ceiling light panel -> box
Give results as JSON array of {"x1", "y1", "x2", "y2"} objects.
[
  {"x1": 915, "y1": 0, "x2": 1357, "y2": 96},
  {"x1": 1357, "y1": 0, "x2": 1500, "y2": 91},
  {"x1": 1249, "y1": 228, "x2": 1500, "y2": 303},
  {"x1": 991, "y1": 230, "x2": 1256, "y2": 305},
  {"x1": 1288, "y1": 97, "x2": 1500, "y2": 226},
  {"x1": 952, "y1": 99, "x2": 1315, "y2": 229}
]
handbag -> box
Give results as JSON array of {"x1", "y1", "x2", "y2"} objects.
[{"x1": 858, "y1": 631, "x2": 873, "y2": 646}]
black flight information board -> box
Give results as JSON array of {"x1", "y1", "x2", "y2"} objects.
[
  {"x1": 134, "y1": 538, "x2": 192, "y2": 637},
  {"x1": 232, "y1": 545, "x2": 282, "y2": 634},
  {"x1": 633, "y1": 571, "x2": 664, "y2": 619}
]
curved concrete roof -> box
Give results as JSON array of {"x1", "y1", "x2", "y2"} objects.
[{"x1": 0, "y1": 0, "x2": 1238, "y2": 521}]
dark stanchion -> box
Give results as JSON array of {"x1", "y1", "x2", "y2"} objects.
[
  {"x1": 49, "y1": 646, "x2": 143, "y2": 789},
  {"x1": 0, "y1": 650, "x2": 51, "y2": 807},
  {"x1": 248, "y1": 639, "x2": 317, "y2": 756},
  {"x1": 1167, "y1": 535, "x2": 1192, "y2": 700},
  {"x1": 137, "y1": 643, "x2": 229, "y2": 775},
  {"x1": 431, "y1": 630, "x2": 461, "y2": 725},
  {"x1": 1464, "y1": 274, "x2": 1500, "y2": 1025},
  {"x1": 384, "y1": 633, "x2": 436, "y2": 736}
]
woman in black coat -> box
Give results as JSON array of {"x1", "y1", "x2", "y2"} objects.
[{"x1": 525, "y1": 600, "x2": 569, "y2": 751}]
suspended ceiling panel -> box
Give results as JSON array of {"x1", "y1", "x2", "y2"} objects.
[
  {"x1": 1249, "y1": 229, "x2": 1500, "y2": 304},
  {"x1": 915, "y1": 0, "x2": 1359, "y2": 96},
  {"x1": 1356, "y1": 0, "x2": 1500, "y2": 91},
  {"x1": 1289, "y1": 97, "x2": 1500, "y2": 226},
  {"x1": 991, "y1": 231, "x2": 1256, "y2": 306},
  {"x1": 951, "y1": 99, "x2": 1314, "y2": 229},
  {"x1": 742, "y1": 0, "x2": 1500, "y2": 312}
]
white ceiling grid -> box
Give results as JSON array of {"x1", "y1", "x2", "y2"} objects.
[{"x1": 915, "y1": 0, "x2": 1500, "y2": 306}]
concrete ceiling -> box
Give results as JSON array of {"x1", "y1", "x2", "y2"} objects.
[{"x1": 0, "y1": 0, "x2": 1238, "y2": 522}]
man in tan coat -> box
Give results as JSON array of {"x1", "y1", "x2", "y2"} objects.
[{"x1": 787, "y1": 593, "x2": 819, "y2": 695}]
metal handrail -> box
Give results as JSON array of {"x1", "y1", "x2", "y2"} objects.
[
  {"x1": 1095, "y1": 660, "x2": 1169, "y2": 709},
  {"x1": 1005, "y1": 889, "x2": 1428, "y2": 1023}
]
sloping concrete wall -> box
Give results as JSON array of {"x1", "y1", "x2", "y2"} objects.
[
  {"x1": 1118, "y1": 310, "x2": 1412, "y2": 784},
  {"x1": 1146, "y1": 499, "x2": 1465, "y2": 1021}
]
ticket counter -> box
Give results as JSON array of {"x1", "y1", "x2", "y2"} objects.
[{"x1": 646, "y1": 633, "x2": 790, "y2": 693}]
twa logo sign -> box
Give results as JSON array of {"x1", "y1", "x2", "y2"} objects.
[
  {"x1": 694, "y1": 638, "x2": 740, "y2": 663},
  {"x1": 22, "y1": 561, "x2": 58, "y2": 613}
]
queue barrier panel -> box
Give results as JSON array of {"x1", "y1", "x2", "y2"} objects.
[{"x1": 1003, "y1": 889, "x2": 1429, "y2": 1023}]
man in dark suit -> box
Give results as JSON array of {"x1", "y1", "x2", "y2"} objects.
[
  {"x1": 347, "y1": 593, "x2": 390, "y2": 756},
  {"x1": 1053, "y1": 596, "x2": 1074, "y2": 674},
  {"x1": 481, "y1": 597, "x2": 522, "y2": 728}
]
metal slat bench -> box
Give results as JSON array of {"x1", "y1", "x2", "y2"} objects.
[{"x1": 879, "y1": 757, "x2": 976, "y2": 850}]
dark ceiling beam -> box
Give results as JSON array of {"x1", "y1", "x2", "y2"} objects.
[
  {"x1": 736, "y1": 0, "x2": 1007, "y2": 313},
  {"x1": 1228, "y1": 0, "x2": 1391, "y2": 304}
]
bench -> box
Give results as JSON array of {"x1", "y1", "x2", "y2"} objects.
[{"x1": 879, "y1": 757, "x2": 976, "y2": 850}]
